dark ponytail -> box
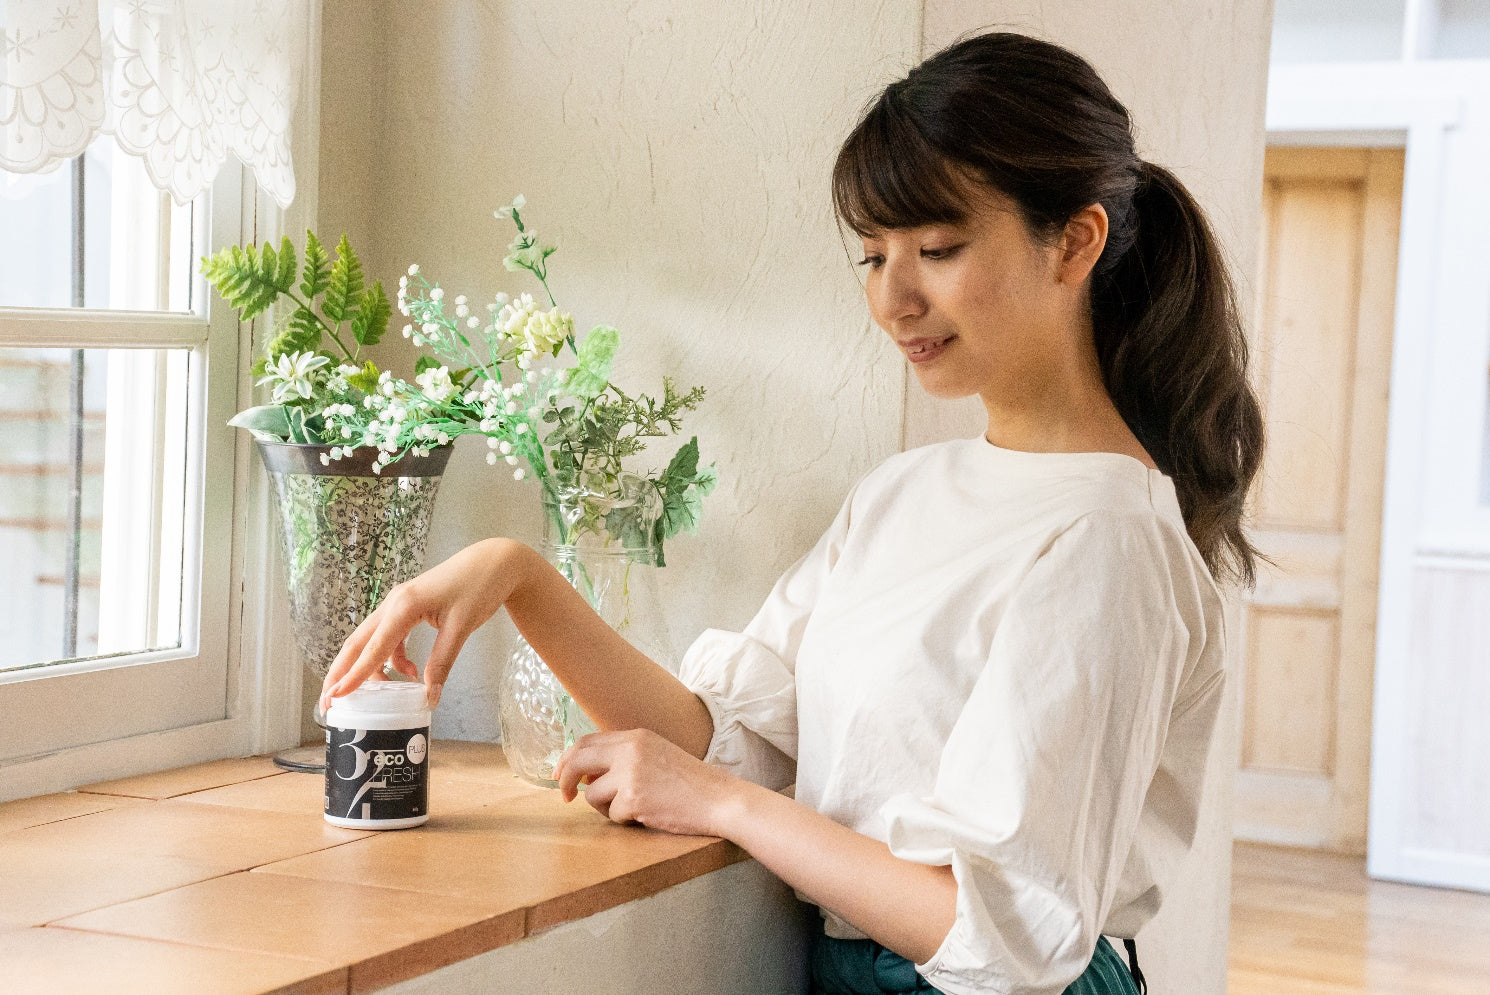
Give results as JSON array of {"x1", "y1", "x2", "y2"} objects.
[
  {"x1": 1094, "y1": 161, "x2": 1266, "y2": 589},
  {"x1": 832, "y1": 31, "x2": 1267, "y2": 589}
]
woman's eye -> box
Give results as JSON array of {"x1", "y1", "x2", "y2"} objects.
[
  {"x1": 856, "y1": 255, "x2": 883, "y2": 269},
  {"x1": 921, "y1": 245, "x2": 962, "y2": 260}
]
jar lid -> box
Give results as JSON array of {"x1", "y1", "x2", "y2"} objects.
[{"x1": 331, "y1": 680, "x2": 429, "y2": 714}]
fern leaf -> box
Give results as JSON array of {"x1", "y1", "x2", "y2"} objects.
[
  {"x1": 350, "y1": 282, "x2": 391, "y2": 347},
  {"x1": 200, "y1": 244, "x2": 279, "y2": 323},
  {"x1": 274, "y1": 236, "x2": 297, "y2": 292},
  {"x1": 300, "y1": 230, "x2": 330, "y2": 299},
  {"x1": 323, "y1": 234, "x2": 364, "y2": 323}
]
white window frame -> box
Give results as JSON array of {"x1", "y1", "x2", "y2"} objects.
[{"x1": 0, "y1": 4, "x2": 322, "y2": 799}]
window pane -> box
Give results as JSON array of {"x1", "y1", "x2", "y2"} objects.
[
  {"x1": 0, "y1": 346, "x2": 189, "y2": 673},
  {"x1": 0, "y1": 135, "x2": 201, "y2": 311}
]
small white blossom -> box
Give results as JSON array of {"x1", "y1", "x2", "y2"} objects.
[
  {"x1": 430, "y1": 287, "x2": 444, "y2": 301},
  {"x1": 319, "y1": 453, "x2": 330, "y2": 466},
  {"x1": 402, "y1": 324, "x2": 413, "y2": 338},
  {"x1": 415, "y1": 366, "x2": 455, "y2": 404},
  {"x1": 513, "y1": 468, "x2": 526, "y2": 481},
  {"x1": 499, "y1": 440, "x2": 512, "y2": 455},
  {"x1": 515, "y1": 423, "x2": 528, "y2": 435},
  {"x1": 486, "y1": 451, "x2": 497, "y2": 465},
  {"x1": 467, "y1": 316, "x2": 479, "y2": 329},
  {"x1": 408, "y1": 263, "x2": 420, "y2": 275},
  {"x1": 505, "y1": 454, "x2": 518, "y2": 465}
]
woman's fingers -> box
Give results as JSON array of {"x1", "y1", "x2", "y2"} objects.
[
  {"x1": 420, "y1": 617, "x2": 471, "y2": 709},
  {"x1": 389, "y1": 643, "x2": 420, "y2": 681},
  {"x1": 320, "y1": 611, "x2": 381, "y2": 702},
  {"x1": 324, "y1": 597, "x2": 420, "y2": 706},
  {"x1": 579, "y1": 770, "x2": 618, "y2": 820},
  {"x1": 556, "y1": 741, "x2": 611, "y2": 802}
]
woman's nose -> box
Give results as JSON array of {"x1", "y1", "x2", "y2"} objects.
[{"x1": 870, "y1": 256, "x2": 927, "y2": 325}]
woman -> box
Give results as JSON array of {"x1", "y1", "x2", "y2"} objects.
[{"x1": 320, "y1": 31, "x2": 1263, "y2": 995}]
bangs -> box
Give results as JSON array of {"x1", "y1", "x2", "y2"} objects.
[{"x1": 832, "y1": 90, "x2": 974, "y2": 236}]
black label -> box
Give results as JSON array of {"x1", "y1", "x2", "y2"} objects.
[{"x1": 324, "y1": 725, "x2": 429, "y2": 822}]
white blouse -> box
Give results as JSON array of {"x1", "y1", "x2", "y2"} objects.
[{"x1": 678, "y1": 436, "x2": 1229, "y2": 995}]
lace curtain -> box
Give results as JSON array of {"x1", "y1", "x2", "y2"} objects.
[{"x1": 1, "y1": 0, "x2": 309, "y2": 207}]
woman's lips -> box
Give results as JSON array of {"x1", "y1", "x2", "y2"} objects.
[{"x1": 906, "y1": 336, "x2": 954, "y2": 363}]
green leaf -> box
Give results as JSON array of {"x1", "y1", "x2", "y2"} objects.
[
  {"x1": 565, "y1": 325, "x2": 619, "y2": 399},
  {"x1": 259, "y1": 306, "x2": 322, "y2": 362},
  {"x1": 414, "y1": 355, "x2": 440, "y2": 374},
  {"x1": 300, "y1": 230, "x2": 331, "y2": 299},
  {"x1": 351, "y1": 282, "x2": 391, "y2": 347},
  {"x1": 200, "y1": 243, "x2": 278, "y2": 323},
  {"x1": 322, "y1": 234, "x2": 364, "y2": 324},
  {"x1": 228, "y1": 404, "x2": 292, "y2": 439},
  {"x1": 274, "y1": 236, "x2": 297, "y2": 292},
  {"x1": 661, "y1": 436, "x2": 700, "y2": 486},
  {"x1": 286, "y1": 405, "x2": 310, "y2": 444},
  {"x1": 347, "y1": 360, "x2": 380, "y2": 394}
]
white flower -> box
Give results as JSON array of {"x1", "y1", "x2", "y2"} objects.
[
  {"x1": 256, "y1": 350, "x2": 331, "y2": 404},
  {"x1": 455, "y1": 304, "x2": 469, "y2": 318},
  {"x1": 505, "y1": 454, "x2": 518, "y2": 465},
  {"x1": 319, "y1": 453, "x2": 330, "y2": 466},
  {"x1": 525, "y1": 370, "x2": 539, "y2": 384},
  {"x1": 402, "y1": 324, "x2": 412, "y2": 338},
  {"x1": 487, "y1": 436, "x2": 500, "y2": 449},
  {"x1": 505, "y1": 401, "x2": 518, "y2": 414},
  {"x1": 499, "y1": 440, "x2": 512, "y2": 455},
  {"x1": 515, "y1": 423, "x2": 528, "y2": 435},
  {"x1": 467, "y1": 317, "x2": 479, "y2": 329},
  {"x1": 495, "y1": 194, "x2": 526, "y2": 219},
  {"x1": 415, "y1": 366, "x2": 455, "y2": 404},
  {"x1": 342, "y1": 426, "x2": 352, "y2": 439},
  {"x1": 430, "y1": 288, "x2": 444, "y2": 301},
  {"x1": 513, "y1": 468, "x2": 526, "y2": 481},
  {"x1": 486, "y1": 451, "x2": 497, "y2": 465},
  {"x1": 437, "y1": 432, "x2": 450, "y2": 446},
  {"x1": 408, "y1": 263, "x2": 420, "y2": 275}
]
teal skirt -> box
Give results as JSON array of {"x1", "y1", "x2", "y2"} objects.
[{"x1": 808, "y1": 921, "x2": 1142, "y2": 995}]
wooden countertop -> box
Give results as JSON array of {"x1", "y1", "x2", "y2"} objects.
[{"x1": 0, "y1": 741, "x2": 748, "y2": 994}]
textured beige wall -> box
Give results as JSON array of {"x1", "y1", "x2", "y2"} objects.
[
  {"x1": 316, "y1": 2, "x2": 1272, "y2": 989},
  {"x1": 318, "y1": 1, "x2": 919, "y2": 740},
  {"x1": 914, "y1": 4, "x2": 1275, "y2": 993}
]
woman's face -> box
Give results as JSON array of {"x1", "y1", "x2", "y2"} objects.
[{"x1": 857, "y1": 182, "x2": 1077, "y2": 404}]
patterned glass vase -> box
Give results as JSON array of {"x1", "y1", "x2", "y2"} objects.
[
  {"x1": 257, "y1": 440, "x2": 451, "y2": 769},
  {"x1": 498, "y1": 474, "x2": 678, "y2": 787}
]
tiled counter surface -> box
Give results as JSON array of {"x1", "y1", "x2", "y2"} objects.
[{"x1": 0, "y1": 741, "x2": 762, "y2": 994}]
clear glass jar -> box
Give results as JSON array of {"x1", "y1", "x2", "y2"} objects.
[{"x1": 498, "y1": 474, "x2": 678, "y2": 787}]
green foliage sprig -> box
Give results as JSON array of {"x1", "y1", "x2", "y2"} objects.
[{"x1": 200, "y1": 232, "x2": 391, "y2": 379}]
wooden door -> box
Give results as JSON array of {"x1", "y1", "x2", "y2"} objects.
[{"x1": 1235, "y1": 146, "x2": 1404, "y2": 854}]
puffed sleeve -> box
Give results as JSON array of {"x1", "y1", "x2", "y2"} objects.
[
  {"x1": 677, "y1": 480, "x2": 860, "y2": 792},
  {"x1": 879, "y1": 510, "x2": 1219, "y2": 995}
]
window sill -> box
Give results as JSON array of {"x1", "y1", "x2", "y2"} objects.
[{"x1": 0, "y1": 741, "x2": 770, "y2": 993}]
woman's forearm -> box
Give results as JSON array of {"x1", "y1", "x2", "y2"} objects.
[
  {"x1": 497, "y1": 538, "x2": 716, "y2": 759},
  {"x1": 716, "y1": 778, "x2": 957, "y2": 965}
]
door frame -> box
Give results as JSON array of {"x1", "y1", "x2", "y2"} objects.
[{"x1": 1266, "y1": 66, "x2": 1475, "y2": 889}]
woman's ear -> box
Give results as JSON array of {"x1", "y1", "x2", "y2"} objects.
[{"x1": 1055, "y1": 202, "x2": 1108, "y2": 285}]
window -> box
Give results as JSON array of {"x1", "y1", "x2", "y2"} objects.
[{"x1": 0, "y1": 136, "x2": 244, "y2": 770}]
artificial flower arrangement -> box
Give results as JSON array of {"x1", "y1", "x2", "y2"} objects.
[{"x1": 203, "y1": 197, "x2": 717, "y2": 567}]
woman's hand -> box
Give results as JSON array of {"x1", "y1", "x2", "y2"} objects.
[
  {"x1": 553, "y1": 729, "x2": 744, "y2": 838},
  {"x1": 318, "y1": 537, "x2": 528, "y2": 712}
]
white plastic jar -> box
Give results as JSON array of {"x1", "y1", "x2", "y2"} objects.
[{"x1": 323, "y1": 681, "x2": 431, "y2": 829}]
